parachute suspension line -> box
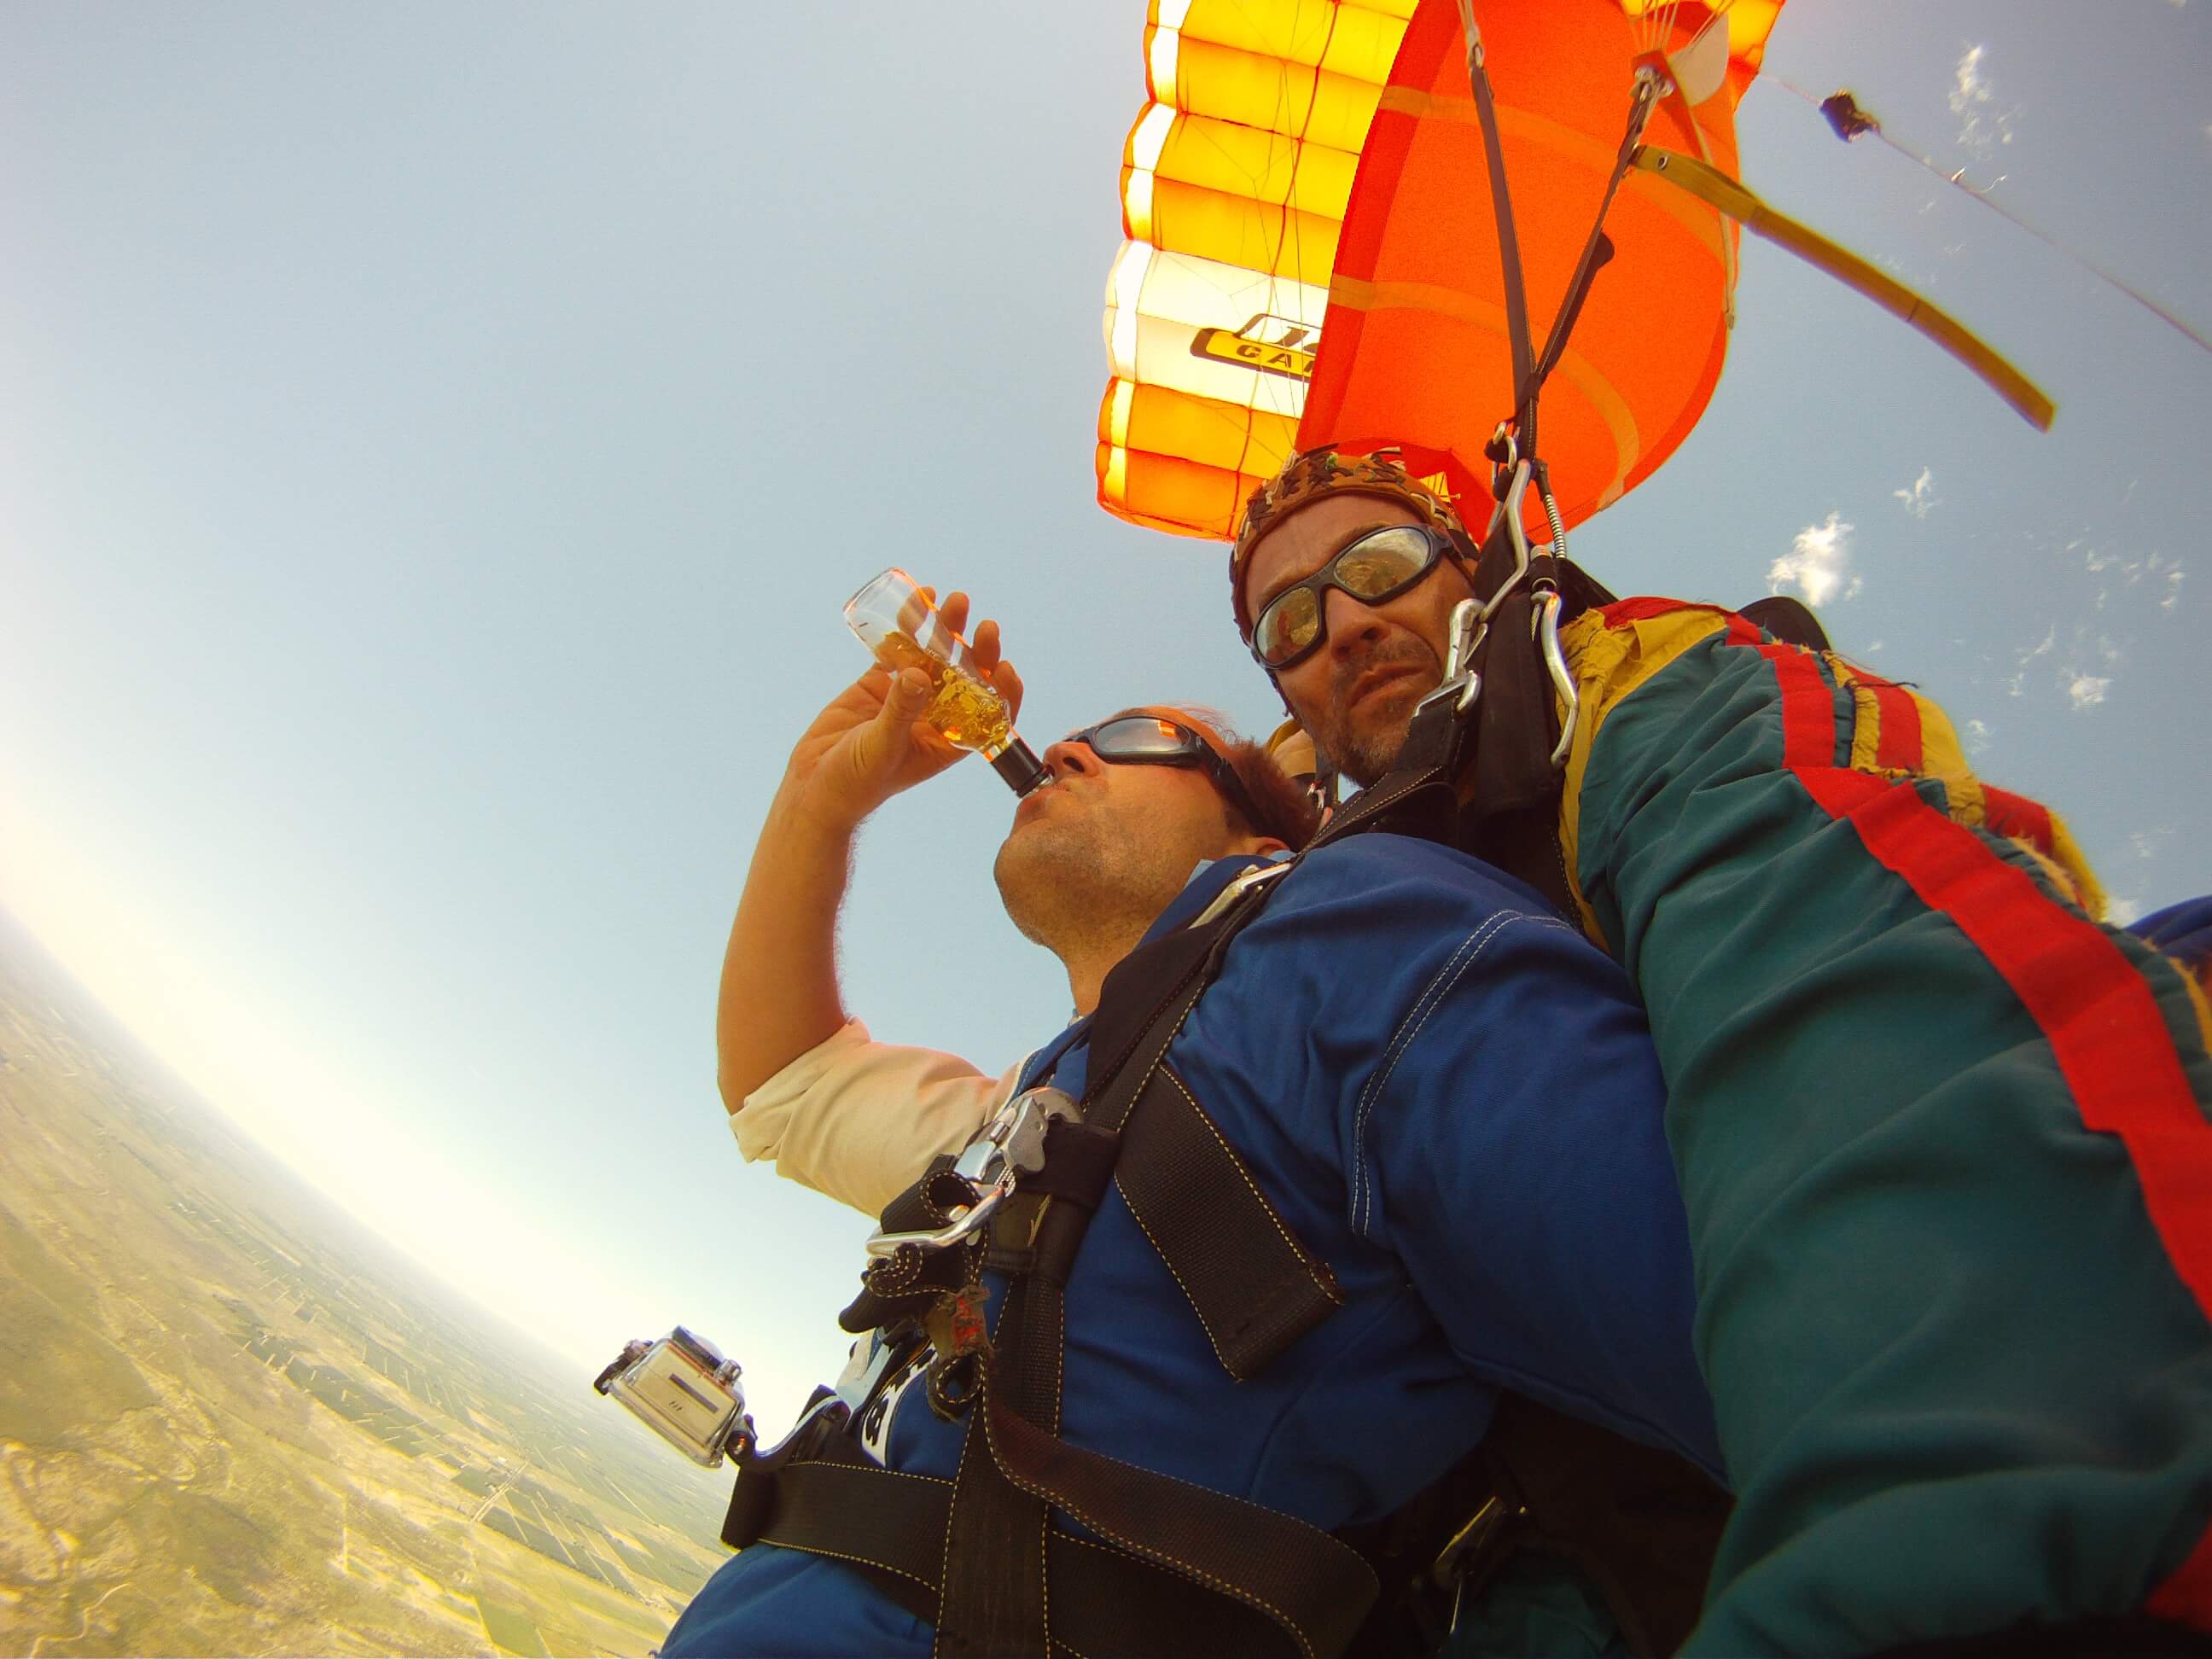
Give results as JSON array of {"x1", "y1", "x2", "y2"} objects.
[
  {"x1": 1529, "y1": 69, "x2": 1664, "y2": 410},
  {"x1": 1777, "y1": 77, "x2": 2212, "y2": 364},
  {"x1": 1219, "y1": 3, "x2": 1347, "y2": 521},
  {"x1": 1454, "y1": 2, "x2": 1537, "y2": 418}
]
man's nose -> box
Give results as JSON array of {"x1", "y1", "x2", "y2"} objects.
[
  {"x1": 1040, "y1": 739, "x2": 1100, "y2": 780},
  {"x1": 1323, "y1": 584, "x2": 1390, "y2": 655}
]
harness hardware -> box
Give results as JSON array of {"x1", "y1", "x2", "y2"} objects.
[
  {"x1": 1435, "y1": 1490, "x2": 1532, "y2": 1635},
  {"x1": 1536, "y1": 590, "x2": 1580, "y2": 768},
  {"x1": 1414, "y1": 597, "x2": 1486, "y2": 725},
  {"x1": 862, "y1": 1166, "x2": 1014, "y2": 1258},
  {"x1": 864, "y1": 1086, "x2": 1074, "y2": 1259},
  {"x1": 1473, "y1": 458, "x2": 1536, "y2": 624}
]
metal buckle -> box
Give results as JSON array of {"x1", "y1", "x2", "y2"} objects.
[
  {"x1": 864, "y1": 1086, "x2": 1074, "y2": 1259},
  {"x1": 1534, "y1": 590, "x2": 1580, "y2": 769},
  {"x1": 1190, "y1": 858, "x2": 1294, "y2": 928},
  {"x1": 1473, "y1": 459, "x2": 1535, "y2": 625},
  {"x1": 1434, "y1": 1492, "x2": 1531, "y2": 1635},
  {"x1": 1412, "y1": 597, "x2": 1485, "y2": 723}
]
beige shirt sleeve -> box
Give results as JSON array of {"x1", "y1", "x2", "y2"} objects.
[{"x1": 731, "y1": 1019, "x2": 1022, "y2": 1217}]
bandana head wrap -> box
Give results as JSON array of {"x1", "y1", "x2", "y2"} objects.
[{"x1": 1229, "y1": 446, "x2": 1476, "y2": 639}]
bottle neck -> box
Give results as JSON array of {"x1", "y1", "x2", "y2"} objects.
[{"x1": 987, "y1": 736, "x2": 1047, "y2": 795}]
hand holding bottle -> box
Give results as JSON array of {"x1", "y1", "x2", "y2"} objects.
[{"x1": 780, "y1": 586, "x2": 1027, "y2": 834}]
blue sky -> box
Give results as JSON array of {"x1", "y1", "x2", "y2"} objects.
[{"x1": 1, "y1": 1, "x2": 2205, "y2": 1436}]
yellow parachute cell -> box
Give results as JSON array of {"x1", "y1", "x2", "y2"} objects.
[
  {"x1": 1099, "y1": 0, "x2": 1413, "y2": 538},
  {"x1": 1097, "y1": 0, "x2": 1784, "y2": 542}
]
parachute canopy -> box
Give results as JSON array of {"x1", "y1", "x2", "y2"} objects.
[{"x1": 1097, "y1": 0, "x2": 1783, "y2": 542}]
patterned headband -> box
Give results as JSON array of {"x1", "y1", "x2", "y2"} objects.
[{"x1": 1229, "y1": 447, "x2": 1474, "y2": 637}]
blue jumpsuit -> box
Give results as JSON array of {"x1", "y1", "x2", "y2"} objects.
[{"x1": 665, "y1": 836, "x2": 1722, "y2": 1656}]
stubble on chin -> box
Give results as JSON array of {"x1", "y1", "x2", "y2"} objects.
[
  {"x1": 1318, "y1": 643, "x2": 1440, "y2": 787},
  {"x1": 994, "y1": 814, "x2": 1126, "y2": 948}
]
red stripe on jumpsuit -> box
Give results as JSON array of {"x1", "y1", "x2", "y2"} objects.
[
  {"x1": 1869, "y1": 682, "x2": 1924, "y2": 771},
  {"x1": 1731, "y1": 633, "x2": 2212, "y2": 1628}
]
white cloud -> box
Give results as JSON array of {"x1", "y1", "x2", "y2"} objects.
[
  {"x1": 1963, "y1": 717, "x2": 1992, "y2": 754},
  {"x1": 2131, "y1": 826, "x2": 2175, "y2": 862},
  {"x1": 1950, "y1": 44, "x2": 2017, "y2": 154},
  {"x1": 2108, "y1": 896, "x2": 2144, "y2": 928},
  {"x1": 1893, "y1": 467, "x2": 1939, "y2": 519},
  {"x1": 2003, "y1": 624, "x2": 2056, "y2": 696},
  {"x1": 2067, "y1": 673, "x2": 2110, "y2": 709},
  {"x1": 1768, "y1": 511, "x2": 1861, "y2": 607}
]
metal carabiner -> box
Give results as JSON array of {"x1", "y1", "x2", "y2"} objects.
[
  {"x1": 1474, "y1": 459, "x2": 1535, "y2": 624},
  {"x1": 1534, "y1": 590, "x2": 1580, "y2": 768},
  {"x1": 1413, "y1": 597, "x2": 1486, "y2": 723},
  {"x1": 863, "y1": 1164, "x2": 1018, "y2": 1259},
  {"x1": 864, "y1": 1086, "x2": 1074, "y2": 1259}
]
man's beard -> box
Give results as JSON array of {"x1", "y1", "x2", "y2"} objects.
[{"x1": 1314, "y1": 637, "x2": 1441, "y2": 787}]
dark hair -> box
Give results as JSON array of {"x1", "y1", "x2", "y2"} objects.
[{"x1": 1219, "y1": 733, "x2": 1323, "y2": 850}]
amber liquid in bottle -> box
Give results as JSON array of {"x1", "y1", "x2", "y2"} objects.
[{"x1": 872, "y1": 631, "x2": 1015, "y2": 756}]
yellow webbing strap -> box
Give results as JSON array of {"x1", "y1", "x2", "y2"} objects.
[{"x1": 1632, "y1": 146, "x2": 2057, "y2": 432}]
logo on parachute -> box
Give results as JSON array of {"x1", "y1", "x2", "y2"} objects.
[{"x1": 1190, "y1": 313, "x2": 1318, "y2": 382}]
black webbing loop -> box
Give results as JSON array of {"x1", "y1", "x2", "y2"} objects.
[
  {"x1": 1115, "y1": 1062, "x2": 1343, "y2": 1378},
  {"x1": 1524, "y1": 74, "x2": 1661, "y2": 422},
  {"x1": 1459, "y1": 13, "x2": 1535, "y2": 419},
  {"x1": 935, "y1": 1275, "x2": 1057, "y2": 1656},
  {"x1": 978, "y1": 1378, "x2": 1378, "y2": 1659},
  {"x1": 754, "y1": 1456, "x2": 1297, "y2": 1656}
]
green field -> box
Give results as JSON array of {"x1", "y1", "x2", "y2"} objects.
[{"x1": 0, "y1": 904, "x2": 733, "y2": 1656}]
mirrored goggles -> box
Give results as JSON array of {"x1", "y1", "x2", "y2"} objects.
[
  {"x1": 1061, "y1": 715, "x2": 1269, "y2": 835},
  {"x1": 1248, "y1": 523, "x2": 1455, "y2": 670}
]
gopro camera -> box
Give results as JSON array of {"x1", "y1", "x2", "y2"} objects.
[{"x1": 594, "y1": 1327, "x2": 754, "y2": 1468}]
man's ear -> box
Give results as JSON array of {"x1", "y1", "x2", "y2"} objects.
[{"x1": 1231, "y1": 834, "x2": 1291, "y2": 859}]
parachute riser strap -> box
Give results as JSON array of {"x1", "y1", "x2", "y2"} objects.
[
  {"x1": 1521, "y1": 68, "x2": 1664, "y2": 434},
  {"x1": 1455, "y1": 1, "x2": 1535, "y2": 416}
]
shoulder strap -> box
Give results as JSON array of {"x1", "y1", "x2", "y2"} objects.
[
  {"x1": 1312, "y1": 550, "x2": 1614, "y2": 917},
  {"x1": 935, "y1": 868, "x2": 1377, "y2": 1658}
]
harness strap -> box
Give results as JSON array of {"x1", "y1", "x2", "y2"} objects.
[
  {"x1": 752, "y1": 1451, "x2": 1298, "y2": 1656},
  {"x1": 936, "y1": 1272, "x2": 1057, "y2": 1656},
  {"x1": 1116, "y1": 1061, "x2": 1343, "y2": 1378},
  {"x1": 933, "y1": 875, "x2": 1374, "y2": 1656},
  {"x1": 1311, "y1": 547, "x2": 1615, "y2": 917},
  {"x1": 1471, "y1": 1393, "x2": 1731, "y2": 1659}
]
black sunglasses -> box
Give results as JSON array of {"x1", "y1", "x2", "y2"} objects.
[
  {"x1": 1061, "y1": 715, "x2": 1271, "y2": 836},
  {"x1": 1248, "y1": 522, "x2": 1458, "y2": 670}
]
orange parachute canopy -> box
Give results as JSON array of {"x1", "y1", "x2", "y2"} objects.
[{"x1": 1097, "y1": 0, "x2": 1784, "y2": 542}]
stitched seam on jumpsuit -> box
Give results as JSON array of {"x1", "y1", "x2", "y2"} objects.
[
  {"x1": 1353, "y1": 911, "x2": 1575, "y2": 1237},
  {"x1": 1162, "y1": 1068, "x2": 1342, "y2": 1306},
  {"x1": 1349, "y1": 916, "x2": 1504, "y2": 1231}
]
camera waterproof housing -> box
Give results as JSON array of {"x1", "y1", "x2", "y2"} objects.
[{"x1": 594, "y1": 1327, "x2": 754, "y2": 1468}]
